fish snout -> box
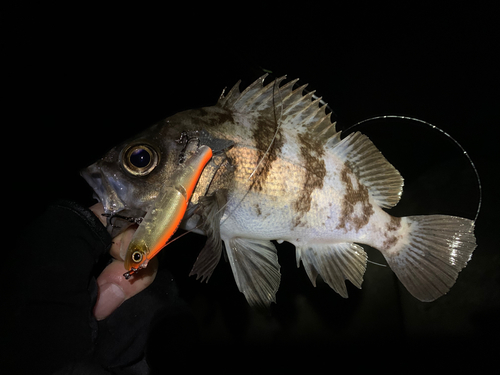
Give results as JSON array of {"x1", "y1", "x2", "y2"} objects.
[{"x1": 81, "y1": 163, "x2": 131, "y2": 236}]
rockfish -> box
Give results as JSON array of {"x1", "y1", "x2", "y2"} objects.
[{"x1": 82, "y1": 75, "x2": 477, "y2": 307}]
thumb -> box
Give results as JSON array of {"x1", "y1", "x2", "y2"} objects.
[
  {"x1": 90, "y1": 206, "x2": 159, "y2": 321},
  {"x1": 94, "y1": 255, "x2": 158, "y2": 321}
]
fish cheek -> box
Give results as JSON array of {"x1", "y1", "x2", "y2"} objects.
[{"x1": 122, "y1": 146, "x2": 179, "y2": 210}]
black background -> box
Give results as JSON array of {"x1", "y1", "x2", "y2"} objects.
[{"x1": 5, "y1": 4, "x2": 498, "y2": 374}]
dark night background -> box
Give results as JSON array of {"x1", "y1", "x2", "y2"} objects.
[{"x1": 4, "y1": 4, "x2": 498, "y2": 374}]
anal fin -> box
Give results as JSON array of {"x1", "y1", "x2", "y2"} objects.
[
  {"x1": 224, "y1": 238, "x2": 281, "y2": 308},
  {"x1": 296, "y1": 243, "x2": 368, "y2": 298}
]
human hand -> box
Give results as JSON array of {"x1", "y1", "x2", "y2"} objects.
[{"x1": 90, "y1": 203, "x2": 159, "y2": 320}]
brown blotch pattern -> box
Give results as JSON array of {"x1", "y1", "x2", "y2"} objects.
[
  {"x1": 382, "y1": 216, "x2": 402, "y2": 250},
  {"x1": 336, "y1": 164, "x2": 374, "y2": 232},
  {"x1": 250, "y1": 115, "x2": 284, "y2": 191},
  {"x1": 255, "y1": 203, "x2": 262, "y2": 216},
  {"x1": 387, "y1": 216, "x2": 401, "y2": 231},
  {"x1": 292, "y1": 132, "x2": 327, "y2": 226},
  {"x1": 191, "y1": 108, "x2": 235, "y2": 128}
]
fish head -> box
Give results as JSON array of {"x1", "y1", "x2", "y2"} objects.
[
  {"x1": 81, "y1": 122, "x2": 188, "y2": 237},
  {"x1": 81, "y1": 116, "x2": 235, "y2": 238}
]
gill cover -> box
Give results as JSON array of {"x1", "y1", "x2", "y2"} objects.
[{"x1": 124, "y1": 142, "x2": 213, "y2": 278}]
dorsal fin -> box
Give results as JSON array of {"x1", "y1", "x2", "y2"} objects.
[
  {"x1": 217, "y1": 75, "x2": 402, "y2": 208},
  {"x1": 329, "y1": 131, "x2": 404, "y2": 209},
  {"x1": 217, "y1": 75, "x2": 339, "y2": 141}
]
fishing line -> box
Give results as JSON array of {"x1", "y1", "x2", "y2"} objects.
[
  {"x1": 218, "y1": 76, "x2": 285, "y2": 226},
  {"x1": 342, "y1": 115, "x2": 482, "y2": 222},
  {"x1": 248, "y1": 78, "x2": 284, "y2": 180},
  {"x1": 367, "y1": 260, "x2": 387, "y2": 267}
]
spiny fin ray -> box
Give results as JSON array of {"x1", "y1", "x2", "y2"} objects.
[
  {"x1": 217, "y1": 74, "x2": 339, "y2": 142},
  {"x1": 224, "y1": 237, "x2": 281, "y2": 308},
  {"x1": 189, "y1": 190, "x2": 227, "y2": 282},
  {"x1": 296, "y1": 243, "x2": 367, "y2": 298},
  {"x1": 383, "y1": 215, "x2": 476, "y2": 301},
  {"x1": 329, "y1": 131, "x2": 404, "y2": 209}
]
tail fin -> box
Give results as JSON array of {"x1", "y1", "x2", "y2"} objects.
[{"x1": 383, "y1": 215, "x2": 476, "y2": 302}]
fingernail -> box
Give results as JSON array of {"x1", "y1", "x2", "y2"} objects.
[{"x1": 94, "y1": 283, "x2": 126, "y2": 321}]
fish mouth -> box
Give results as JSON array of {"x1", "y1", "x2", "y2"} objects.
[{"x1": 81, "y1": 164, "x2": 145, "y2": 237}]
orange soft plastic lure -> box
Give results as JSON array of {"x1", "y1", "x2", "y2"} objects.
[{"x1": 124, "y1": 142, "x2": 213, "y2": 279}]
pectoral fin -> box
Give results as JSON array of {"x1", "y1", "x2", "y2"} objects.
[
  {"x1": 296, "y1": 243, "x2": 367, "y2": 298},
  {"x1": 189, "y1": 190, "x2": 227, "y2": 282},
  {"x1": 224, "y1": 238, "x2": 281, "y2": 308}
]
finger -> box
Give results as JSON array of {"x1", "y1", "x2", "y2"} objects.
[
  {"x1": 89, "y1": 202, "x2": 160, "y2": 320},
  {"x1": 89, "y1": 202, "x2": 107, "y2": 227},
  {"x1": 94, "y1": 224, "x2": 158, "y2": 321},
  {"x1": 94, "y1": 256, "x2": 158, "y2": 321},
  {"x1": 109, "y1": 224, "x2": 138, "y2": 261}
]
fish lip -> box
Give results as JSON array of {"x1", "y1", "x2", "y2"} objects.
[
  {"x1": 81, "y1": 164, "x2": 126, "y2": 209},
  {"x1": 80, "y1": 166, "x2": 110, "y2": 204},
  {"x1": 81, "y1": 164, "x2": 144, "y2": 237}
]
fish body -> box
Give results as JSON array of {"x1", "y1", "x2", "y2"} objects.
[{"x1": 82, "y1": 75, "x2": 476, "y2": 307}]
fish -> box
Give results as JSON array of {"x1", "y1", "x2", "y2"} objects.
[{"x1": 81, "y1": 74, "x2": 477, "y2": 308}]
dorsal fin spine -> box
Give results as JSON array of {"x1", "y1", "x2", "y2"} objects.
[
  {"x1": 303, "y1": 99, "x2": 327, "y2": 125},
  {"x1": 230, "y1": 75, "x2": 267, "y2": 109},
  {"x1": 281, "y1": 84, "x2": 308, "y2": 109},
  {"x1": 217, "y1": 79, "x2": 242, "y2": 108},
  {"x1": 252, "y1": 76, "x2": 288, "y2": 111},
  {"x1": 217, "y1": 75, "x2": 340, "y2": 143},
  {"x1": 283, "y1": 90, "x2": 316, "y2": 116}
]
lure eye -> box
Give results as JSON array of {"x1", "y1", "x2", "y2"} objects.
[
  {"x1": 122, "y1": 143, "x2": 159, "y2": 176},
  {"x1": 131, "y1": 251, "x2": 143, "y2": 263}
]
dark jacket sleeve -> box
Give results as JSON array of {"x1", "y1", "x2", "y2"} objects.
[
  {"x1": 5, "y1": 201, "x2": 199, "y2": 375},
  {"x1": 8, "y1": 201, "x2": 112, "y2": 374},
  {"x1": 2, "y1": 202, "x2": 198, "y2": 375}
]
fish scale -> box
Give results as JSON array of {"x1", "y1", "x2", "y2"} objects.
[{"x1": 82, "y1": 74, "x2": 477, "y2": 308}]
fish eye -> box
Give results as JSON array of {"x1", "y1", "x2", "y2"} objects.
[
  {"x1": 122, "y1": 143, "x2": 159, "y2": 176},
  {"x1": 131, "y1": 251, "x2": 143, "y2": 263},
  {"x1": 130, "y1": 148, "x2": 151, "y2": 168}
]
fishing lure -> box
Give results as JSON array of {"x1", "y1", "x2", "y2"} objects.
[{"x1": 123, "y1": 139, "x2": 213, "y2": 279}]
